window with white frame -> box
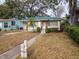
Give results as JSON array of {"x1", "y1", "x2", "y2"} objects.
[
  {"x1": 11, "y1": 21, "x2": 15, "y2": 26},
  {"x1": 4, "y1": 22, "x2": 8, "y2": 28},
  {"x1": 48, "y1": 21, "x2": 58, "y2": 26}
]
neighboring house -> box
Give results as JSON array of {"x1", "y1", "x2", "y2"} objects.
[
  {"x1": 22, "y1": 16, "x2": 63, "y2": 32},
  {"x1": 0, "y1": 18, "x2": 24, "y2": 31},
  {"x1": 0, "y1": 17, "x2": 63, "y2": 32}
]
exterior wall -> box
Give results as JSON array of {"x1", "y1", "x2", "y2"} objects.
[
  {"x1": 23, "y1": 24, "x2": 27, "y2": 30},
  {"x1": 0, "y1": 22, "x2": 3, "y2": 28},
  {"x1": 0, "y1": 20, "x2": 25, "y2": 31},
  {"x1": 2, "y1": 21, "x2": 12, "y2": 31},
  {"x1": 35, "y1": 22, "x2": 41, "y2": 27},
  {"x1": 47, "y1": 21, "x2": 61, "y2": 31},
  {"x1": 27, "y1": 22, "x2": 41, "y2": 32},
  {"x1": 15, "y1": 20, "x2": 24, "y2": 29},
  {"x1": 27, "y1": 20, "x2": 61, "y2": 32},
  {"x1": 48, "y1": 21, "x2": 58, "y2": 28}
]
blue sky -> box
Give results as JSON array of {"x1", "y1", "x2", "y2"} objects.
[{"x1": 0, "y1": 0, "x2": 5, "y2": 4}]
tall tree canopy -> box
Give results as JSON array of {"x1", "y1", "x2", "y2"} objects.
[
  {"x1": 0, "y1": 0, "x2": 68, "y2": 19},
  {"x1": 0, "y1": 5, "x2": 13, "y2": 19},
  {"x1": 4, "y1": 0, "x2": 59, "y2": 19}
]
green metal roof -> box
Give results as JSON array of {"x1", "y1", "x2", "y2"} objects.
[{"x1": 28, "y1": 16, "x2": 63, "y2": 21}]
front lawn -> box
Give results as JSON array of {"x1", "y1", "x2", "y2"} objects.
[
  {"x1": 0, "y1": 30, "x2": 21, "y2": 36},
  {"x1": 0, "y1": 31, "x2": 38, "y2": 54},
  {"x1": 27, "y1": 33, "x2": 79, "y2": 59}
]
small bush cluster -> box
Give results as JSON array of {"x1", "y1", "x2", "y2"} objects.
[
  {"x1": 66, "y1": 25, "x2": 79, "y2": 44},
  {"x1": 46, "y1": 28, "x2": 58, "y2": 33},
  {"x1": 36, "y1": 27, "x2": 41, "y2": 32},
  {"x1": 0, "y1": 28, "x2": 2, "y2": 31}
]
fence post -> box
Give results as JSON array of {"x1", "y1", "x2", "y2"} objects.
[{"x1": 20, "y1": 40, "x2": 27, "y2": 58}]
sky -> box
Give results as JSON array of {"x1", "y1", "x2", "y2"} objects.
[{"x1": 0, "y1": 0, "x2": 5, "y2": 4}]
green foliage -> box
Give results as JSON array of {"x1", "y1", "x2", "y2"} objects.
[
  {"x1": 46, "y1": 28, "x2": 58, "y2": 33},
  {"x1": 43, "y1": 0, "x2": 58, "y2": 4},
  {"x1": 0, "y1": 5, "x2": 12, "y2": 18},
  {"x1": 66, "y1": 25, "x2": 79, "y2": 44},
  {"x1": 66, "y1": 14, "x2": 70, "y2": 19},
  {"x1": 26, "y1": 0, "x2": 57, "y2": 4},
  {"x1": 4, "y1": 0, "x2": 59, "y2": 18},
  {"x1": 28, "y1": 17, "x2": 35, "y2": 27},
  {"x1": 37, "y1": 27, "x2": 41, "y2": 33},
  {"x1": 0, "y1": 28, "x2": 2, "y2": 31}
]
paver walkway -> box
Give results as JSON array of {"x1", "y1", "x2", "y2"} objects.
[{"x1": 0, "y1": 32, "x2": 44, "y2": 59}]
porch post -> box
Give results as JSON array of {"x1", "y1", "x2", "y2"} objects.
[{"x1": 58, "y1": 21, "x2": 60, "y2": 31}]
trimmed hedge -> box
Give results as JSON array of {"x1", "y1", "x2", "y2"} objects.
[
  {"x1": 46, "y1": 28, "x2": 58, "y2": 33},
  {"x1": 66, "y1": 25, "x2": 79, "y2": 44},
  {"x1": 36, "y1": 27, "x2": 41, "y2": 33},
  {"x1": 0, "y1": 28, "x2": 1, "y2": 31}
]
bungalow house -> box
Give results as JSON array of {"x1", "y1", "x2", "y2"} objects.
[
  {"x1": 22, "y1": 16, "x2": 63, "y2": 33},
  {"x1": 0, "y1": 17, "x2": 63, "y2": 32},
  {"x1": 0, "y1": 18, "x2": 25, "y2": 31}
]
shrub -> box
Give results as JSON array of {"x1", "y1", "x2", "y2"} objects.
[
  {"x1": 37, "y1": 27, "x2": 41, "y2": 32},
  {"x1": 66, "y1": 25, "x2": 79, "y2": 44},
  {"x1": 46, "y1": 28, "x2": 58, "y2": 33},
  {"x1": 46, "y1": 28, "x2": 50, "y2": 33},
  {"x1": 0, "y1": 28, "x2": 1, "y2": 31}
]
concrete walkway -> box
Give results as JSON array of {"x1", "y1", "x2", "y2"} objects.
[
  {"x1": 0, "y1": 33, "x2": 44, "y2": 59},
  {"x1": 0, "y1": 45, "x2": 20, "y2": 59}
]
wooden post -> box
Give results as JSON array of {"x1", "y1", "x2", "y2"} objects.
[
  {"x1": 58, "y1": 21, "x2": 60, "y2": 31},
  {"x1": 20, "y1": 44, "x2": 24, "y2": 58},
  {"x1": 20, "y1": 40, "x2": 27, "y2": 58},
  {"x1": 24, "y1": 40, "x2": 27, "y2": 58}
]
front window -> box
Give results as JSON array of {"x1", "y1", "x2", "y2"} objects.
[
  {"x1": 48, "y1": 22, "x2": 58, "y2": 26},
  {"x1": 11, "y1": 21, "x2": 15, "y2": 26},
  {"x1": 4, "y1": 22, "x2": 8, "y2": 28}
]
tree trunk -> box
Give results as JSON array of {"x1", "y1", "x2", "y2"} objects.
[
  {"x1": 71, "y1": 13, "x2": 77, "y2": 25},
  {"x1": 69, "y1": 0, "x2": 77, "y2": 25}
]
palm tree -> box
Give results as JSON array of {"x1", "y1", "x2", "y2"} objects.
[{"x1": 28, "y1": 17, "x2": 35, "y2": 32}]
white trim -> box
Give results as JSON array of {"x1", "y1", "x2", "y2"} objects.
[{"x1": 58, "y1": 21, "x2": 60, "y2": 31}]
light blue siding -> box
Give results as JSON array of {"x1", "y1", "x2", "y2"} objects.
[
  {"x1": 0, "y1": 20, "x2": 24, "y2": 31},
  {"x1": 2, "y1": 21, "x2": 11, "y2": 31}
]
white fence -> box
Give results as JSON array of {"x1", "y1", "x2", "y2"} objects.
[
  {"x1": 20, "y1": 33, "x2": 42, "y2": 59},
  {"x1": 20, "y1": 40, "x2": 27, "y2": 58},
  {"x1": 0, "y1": 33, "x2": 42, "y2": 59}
]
